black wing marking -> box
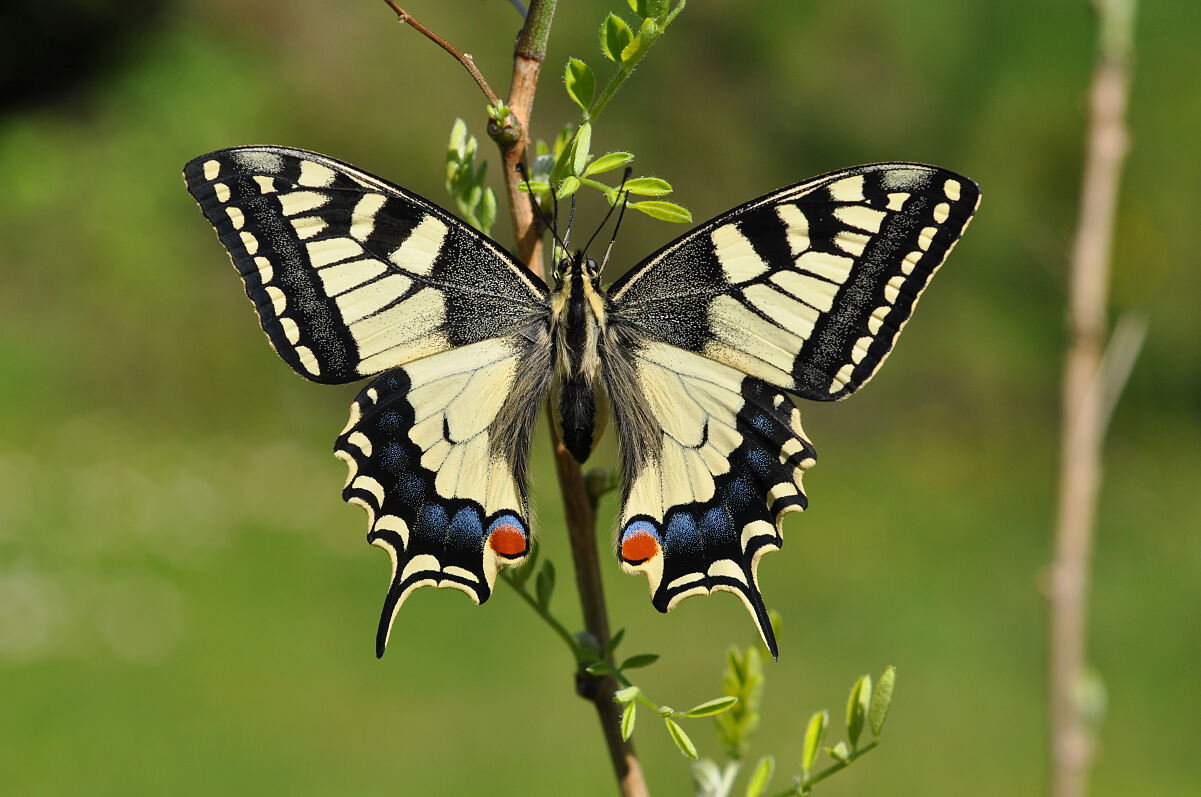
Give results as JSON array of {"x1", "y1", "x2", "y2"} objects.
[
  {"x1": 603, "y1": 337, "x2": 816, "y2": 657},
  {"x1": 183, "y1": 146, "x2": 548, "y2": 383},
  {"x1": 608, "y1": 163, "x2": 979, "y2": 401},
  {"x1": 335, "y1": 334, "x2": 552, "y2": 656}
]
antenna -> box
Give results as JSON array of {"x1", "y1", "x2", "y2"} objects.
[
  {"x1": 515, "y1": 163, "x2": 568, "y2": 263},
  {"x1": 598, "y1": 167, "x2": 634, "y2": 276},
  {"x1": 562, "y1": 194, "x2": 577, "y2": 252}
]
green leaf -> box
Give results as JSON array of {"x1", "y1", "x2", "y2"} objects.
[
  {"x1": 628, "y1": 0, "x2": 649, "y2": 17},
  {"x1": 477, "y1": 187, "x2": 497, "y2": 234},
  {"x1": 745, "y1": 755, "x2": 775, "y2": 797},
  {"x1": 548, "y1": 123, "x2": 576, "y2": 185},
  {"x1": 585, "y1": 151, "x2": 634, "y2": 176},
  {"x1": 622, "y1": 176, "x2": 672, "y2": 196},
  {"x1": 869, "y1": 666, "x2": 896, "y2": 738},
  {"x1": 692, "y1": 760, "x2": 725, "y2": 797},
  {"x1": 585, "y1": 660, "x2": 616, "y2": 676},
  {"x1": 448, "y1": 118, "x2": 468, "y2": 157},
  {"x1": 827, "y1": 741, "x2": 850, "y2": 762},
  {"x1": 614, "y1": 685, "x2": 641, "y2": 703},
  {"x1": 727, "y1": 646, "x2": 747, "y2": 685},
  {"x1": 486, "y1": 101, "x2": 510, "y2": 125},
  {"x1": 557, "y1": 175, "x2": 581, "y2": 199},
  {"x1": 604, "y1": 627, "x2": 626, "y2": 657},
  {"x1": 665, "y1": 717, "x2": 698, "y2": 759},
  {"x1": 647, "y1": 0, "x2": 670, "y2": 22},
  {"x1": 531, "y1": 154, "x2": 556, "y2": 184},
  {"x1": 621, "y1": 18, "x2": 659, "y2": 66},
  {"x1": 564, "y1": 58, "x2": 596, "y2": 112},
  {"x1": 846, "y1": 674, "x2": 871, "y2": 747},
  {"x1": 630, "y1": 200, "x2": 691, "y2": 222},
  {"x1": 600, "y1": 14, "x2": 635, "y2": 63},
  {"x1": 517, "y1": 179, "x2": 550, "y2": 195},
  {"x1": 571, "y1": 122, "x2": 592, "y2": 176},
  {"x1": 801, "y1": 710, "x2": 828, "y2": 776},
  {"x1": 621, "y1": 701, "x2": 637, "y2": 741},
  {"x1": 535, "y1": 560, "x2": 555, "y2": 609},
  {"x1": 575, "y1": 631, "x2": 602, "y2": 661},
  {"x1": 620, "y1": 653, "x2": 659, "y2": 670},
  {"x1": 715, "y1": 645, "x2": 766, "y2": 761},
  {"x1": 684, "y1": 696, "x2": 739, "y2": 717}
]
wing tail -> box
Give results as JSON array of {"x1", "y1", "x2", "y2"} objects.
[
  {"x1": 335, "y1": 337, "x2": 550, "y2": 656},
  {"x1": 610, "y1": 339, "x2": 815, "y2": 656}
]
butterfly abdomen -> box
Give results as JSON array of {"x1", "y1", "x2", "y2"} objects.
[{"x1": 550, "y1": 252, "x2": 609, "y2": 462}]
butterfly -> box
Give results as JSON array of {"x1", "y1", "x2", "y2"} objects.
[{"x1": 184, "y1": 146, "x2": 979, "y2": 657}]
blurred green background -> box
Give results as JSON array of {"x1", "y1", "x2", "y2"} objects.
[{"x1": 1, "y1": 1, "x2": 1197, "y2": 795}]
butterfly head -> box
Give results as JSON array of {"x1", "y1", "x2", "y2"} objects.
[{"x1": 552, "y1": 250, "x2": 601, "y2": 290}]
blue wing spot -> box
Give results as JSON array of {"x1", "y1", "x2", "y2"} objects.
[
  {"x1": 725, "y1": 474, "x2": 756, "y2": 513},
  {"x1": 378, "y1": 441, "x2": 407, "y2": 474},
  {"x1": 448, "y1": 506, "x2": 485, "y2": 551},
  {"x1": 700, "y1": 505, "x2": 734, "y2": 539},
  {"x1": 486, "y1": 513, "x2": 527, "y2": 536},
  {"x1": 396, "y1": 472, "x2": 424, "y2": 506},
  {"x1": 417, "y1": 503, "x2": 449, "y2": 537},
  {"x1": 665, "y1": 512, "x2": 702, "y2": 554},
  {"x1": 745, "y1": 447, "x2": 773, "y2": 478},
  {"x1": 378, "y1": 409, "x2": 403, "y2": 436},
  {"x1": 749, "y1": 410, "x2": 775, "y2": 436},
  {"x1": 621, "y1": 520, "x2": 659, "y2": 541}
]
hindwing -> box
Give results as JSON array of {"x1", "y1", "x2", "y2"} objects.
[
  {"x1": 335, "y1": 333, "x2": 552, "y2": 656},
  {"x1": 608, "y1": 164, "x2": 980, "y2": 400},
  {"x1": 183, "y1": 146, "x2": 547, "y2": 383},
  {"x1": 604, "y1": 335, "x2": 816, "y2": 657}
]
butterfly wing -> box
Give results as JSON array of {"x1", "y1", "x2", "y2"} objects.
[
  {"x1": 608, "y1": 163, "x2": 979, "y2": 400},
  {"x1": 184, "y1": 147, "x2": 554, "y2": 655},
  {"x1": 605, "y1": 164, "x2": 979, "y2": 653},
  {"x1": 337, "y1": 334, "x2": 551, "y2": 656},
  {"x1": 603, "y1": 337, "x2": 815, "y2": 657},
  {"x1": 183, "y1": 146, "x2": 547, "y2": 383}
]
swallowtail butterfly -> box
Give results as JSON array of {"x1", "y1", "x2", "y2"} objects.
[{"x1": 184, "y1": 146, "x2": 979, "y2": 657}]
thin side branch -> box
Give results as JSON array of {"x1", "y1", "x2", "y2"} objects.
[
  {"x1": 1096, "y1": 313, "x2": 1146, "y2": 436},
  {"x1": 383, "y1": 1, "x2": 500, "y2": 106},
  {"x1": 1049, "y1": 2, "x2": 1136, "y2": 797}
]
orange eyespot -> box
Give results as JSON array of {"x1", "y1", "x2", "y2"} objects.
[
  {"x1": 620, "y1": 530, "x2": 659, "y2": 565},
  {"x1": 488, "y1": 524, "x2": 527, "y2": 557}
]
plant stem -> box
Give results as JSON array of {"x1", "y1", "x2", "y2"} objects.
[
  {"x1": 1049, "y1": 2, "x2": 1135, "y2": 797},
  {"x1": 588, "y1": 67, "x2": 634, "y2": 123},
  {"x1": 801, "y1": 742, "x2": 876, "y2": 790},
  {"x1": 497, "y1": 3, "x2": 649, "y2": 796},
  {"x1": 588, "y1": 1, "x2": 685, "y2": 121},
  {"x1": 765, "y1": 741, "x2": 878, "y2": 797},
  {"x1": 501, "y1": 0, "x2": 553, "y2": 271},
  {"x1": 501, "y1": 573, "x2": 579, "y2": 652}
]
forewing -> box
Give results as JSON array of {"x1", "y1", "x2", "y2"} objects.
[
  {"x1": 608, "y1": 164, "x2": 979, "y2": 401},
  {"x1": 335, "y1": 334, "x2": 553, "y2": 656},
  {"x1": 183, "y1": 146, "x2": 547, "y2": 383},
  {"x1": 604, "y1": 337, "x2": 816, "y2": 657}
]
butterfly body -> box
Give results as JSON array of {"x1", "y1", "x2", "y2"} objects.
[
  {"x1": 183, "y1": 146, "x2": 979, "y2": 657},
  {"x1": 549, "y1": 251, "x2": 610, "y2": 462}
]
